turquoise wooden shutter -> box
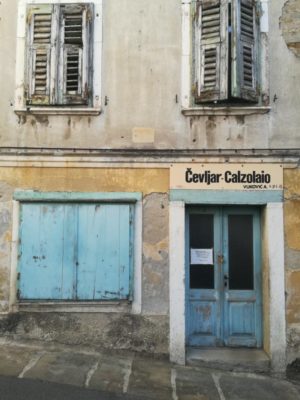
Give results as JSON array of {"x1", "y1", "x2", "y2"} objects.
[
  {"x1": 18, "y1": 203, "x2": 76, "y2": 300},
  {"x1": 76, "y1": 204, "x2": 133, "y2": 300},
  {"x1": 18, "y1": 202, "x2": 133, "y2": 301}
]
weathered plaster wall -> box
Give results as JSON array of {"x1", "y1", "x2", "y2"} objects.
[
  {"x1": 0, "y1": 1, "x2": 299, "y2": 150},
  {"x1": 142, "y1": 193, "x2": 169, "y2": 315},
  {"x1": 269, "y1": 0, "x2": 300, "y2": 148},
  {"x1": 0, "y1": 167, "x2": 169, "y2": 195},
  {"x1": 280, "y1": 0, "x2": 300, "y2": 57},
  {"x1": 284, "y1": 168, "x2": 300, "y2": 363},
  {"x1": 0, "y1": 182, "x2": 13, "y2": 313},
  {"x1": 0, "y1": 167, "x2": 169, "y2": 353}
]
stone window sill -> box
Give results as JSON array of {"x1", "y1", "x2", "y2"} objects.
[
  {"x1": 17, "y1": 301, "x2": 131, "y2": 313},
  {"x1": 182, "y1": 106, "x2": 271, "y2": 116},
  {"x1": 15, "y1": 107, "x2": 102, "y2": 116}
]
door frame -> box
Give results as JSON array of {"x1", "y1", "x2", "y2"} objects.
[
  {"x1": 169, "y1": 190, "x2": 286, "y2": 372},
  {"x1": 185, "y1": 206, "x2": 262, "y2": 348}
]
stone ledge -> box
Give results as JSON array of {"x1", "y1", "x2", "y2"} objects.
[
  {"x1": 14, "y1": 107, "x2": 102, "y2": 116},
  {"x1": 182, "y1": 106, "x2": 271, "y2": 116},
  {"x1": 17, "y1": 301, "x2": 131, "y2": 313}
]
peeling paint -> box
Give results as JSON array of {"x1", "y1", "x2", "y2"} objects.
[
  {"x1": 0, "y1": 209, "x2": 11, "y2": 237},
  {"x1": 280, "y1": 0, "x2": 300, "y2": 57}
]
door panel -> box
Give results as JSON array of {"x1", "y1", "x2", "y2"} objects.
[
  {"x1": 186, "y1": 206, "x2": 262, "y2": 348},
  {"x1": 223, "y1": 208, "x2": 262, "y2": 347},
  {"x1": 186, "y1": 208, "x2": 222, "y2": 346}
]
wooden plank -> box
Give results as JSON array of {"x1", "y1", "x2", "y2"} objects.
[
  {"x1": 61, "y1": 204, "x2": 77, "y2": 299},
  {"x1": 116, "y1": 205, "x2": 131, "y2": 299},
  {"x1": 76, "y1": 204, "x2": 100, "y2": 300},
  {"x1": 19, "y1": 203, "x2": 65, "y2": 299},
  {"x1": 100, "y1": 205, "x2": 121, "y2": 299}
]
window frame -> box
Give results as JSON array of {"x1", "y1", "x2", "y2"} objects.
[
  {"x1": 15, "y1": 0, "x2": 102, "y2": 116},
  {"x1": 181, "y1": 0, "x2": 270, "y2": 115}
]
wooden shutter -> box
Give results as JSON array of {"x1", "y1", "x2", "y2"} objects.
[
  {"x1": 76, "y1": 204, "x2": 133, "y2": 301},
  {"x1": 18, "y1": 203, "x2": 133, "y2": 301},
  {"x1": 231, "y1": 0, "x2": 259, "y2": 101},
  {"x1": 194, "y1": 0, "x2": 228, "y2": 103},
  {"x1": 18, "y1": 203, "x2": 76, "y2": 300},
  {"x1": 26, "y1": 5, "x2": 54, "y2": 105},
  {"x1": 58, "y1": 4, "x2": 93, "y2": 105}
]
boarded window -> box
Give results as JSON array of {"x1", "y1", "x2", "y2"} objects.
[
  {"x1": 26, "y1": 3, "x2": 93, "y2": 106},
  {"x1": 193, "y1": 0, "x2": 259, "y2": 103},
  {"x1": 18, "y1": 203, "x2": 134, "y2": 301}
]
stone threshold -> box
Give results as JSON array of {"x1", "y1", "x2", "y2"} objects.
[{"x1": 186, "y1": 347, "x2": 270, "y2": 373}]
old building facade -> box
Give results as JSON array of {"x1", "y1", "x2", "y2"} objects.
[{"x1": 0, "y1": 0, "x2": 299, "y2": 373}]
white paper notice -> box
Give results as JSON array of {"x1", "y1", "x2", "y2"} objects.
[{"x1": 190, "y1": 249, "x2": 213, "y2": 265}]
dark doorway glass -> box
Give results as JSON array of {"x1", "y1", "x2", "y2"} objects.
[
  {"x1": 228, "y1": 214, "x2": 254, "y2": 290},
  {"x1": 189, "y1": 214, "x2": 214, "y2": 289}
]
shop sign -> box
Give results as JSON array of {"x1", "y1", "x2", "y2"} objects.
[{"x1": 170, "y1": 164, "x2": 283, "y2": 190}]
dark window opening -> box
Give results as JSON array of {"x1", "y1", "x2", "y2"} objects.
[
  {"x1": 189, "y1": 214, "x2": 214, "y2": 290},
  {"x1": 228, "y1": 214, "x2": 254, "y2": 290}
]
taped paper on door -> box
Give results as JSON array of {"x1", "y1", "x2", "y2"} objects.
[{"x1": 191, "y1": 248, "x2": 213, "y2": 265}]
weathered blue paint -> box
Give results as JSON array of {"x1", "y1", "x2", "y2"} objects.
[
  {"x1": 186, "y1": 206, "x2": 262, "y2": 348},
  {"x1": 185, "y1": 207, "x2": 222, "y2": 346},
  {"x1": 170, "y1": 189, "x2": 283, "y2": 204},
  {"x1": 18, "y1": 202, "x2": 134, "y2": 301},
  {"x1": 222, "y1": 207, "x2": 262, "y2": 347},
  {"x1": 18, "y1": 203, "x2": 76, "y2": 300},
  {"x1": 14, "y1": 191, "x2": 142, "y2": 202}
]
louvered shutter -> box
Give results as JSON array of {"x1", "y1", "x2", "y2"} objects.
[
  {"x1": 231, "y1": 0, "x2": 259, "y2": 101},
  {"x1": 58, "y1": 4, "x2": 93, "y2": 105},
  {"x1": 194, "y1": 0, "x2": 228, "y2": 103},
  {"x1": 26, "y1": 5, "x2": 54, "y2": 105}
]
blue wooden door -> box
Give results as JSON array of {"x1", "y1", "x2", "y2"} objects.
[
  {"x1": 18, "y1": 202, "x2": 133, "y2": 301},
  {"x1": 186, "y1": 206, "x2": 262, "y2": 348}
]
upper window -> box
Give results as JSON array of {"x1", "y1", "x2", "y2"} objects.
[
  {"x1": 26, "y1": 3, "x2": 93, "y2": 106},
  {"x1": 15, "y1": 1, "x2": 102, "y2": 114},
  {"x1": 193, "y1": 0, "x2": 260, "y2": 104}
]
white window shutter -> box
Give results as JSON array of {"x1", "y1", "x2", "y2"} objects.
[
  {"x1": 194, "y1": 0, "x2": 228, "y2": 103},
  {"x1": 26, "y1": 5, "x2": 54, "y2": 105},
  {"x1": 58, "y1": 4, "x2": 93, "y2": 105},
  {"x1": 231, "y1": 0, "x2": 259, "y2": 101}
]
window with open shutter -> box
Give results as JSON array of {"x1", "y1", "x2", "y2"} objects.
[
  {"x1": 193, "y1": 0, "x2": 259, "y2": 104},
  {"x1": 26, "y1": 3, "x2": 93, "y2": 107}
]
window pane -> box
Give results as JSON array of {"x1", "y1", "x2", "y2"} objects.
[
  {"x1": 189, "y1": 214, "x2": 214, "y2": 289},
  {"x1": 228, "y1": 215, "x2": 254, "y2": 290}
]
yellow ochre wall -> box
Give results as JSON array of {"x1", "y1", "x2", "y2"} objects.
[
  {"x1": 0, "y1": 168, "x2": 169, "y2": 195},
  {"x1": 284, "y1": 169, "x2": 300, "y2": 329}
]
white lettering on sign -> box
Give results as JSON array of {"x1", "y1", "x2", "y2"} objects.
[
  {"x1": 170, "y1": 164, "x2": 283, "y2": 191},
  {"x1": 191, "y1": 249, "x2": 213, "y2": 265}
]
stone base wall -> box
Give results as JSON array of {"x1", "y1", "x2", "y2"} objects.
[{"x1": 0, "y1": 312, "x2": 169, "y2": 355}]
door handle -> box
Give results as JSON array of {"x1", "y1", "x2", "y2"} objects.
[
  {"x1": 224, "y1": 274, "x2": 229, "y2": 288},
  {"x1": 217, "y1": 254, "x2": 224, "y2": 265}
]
